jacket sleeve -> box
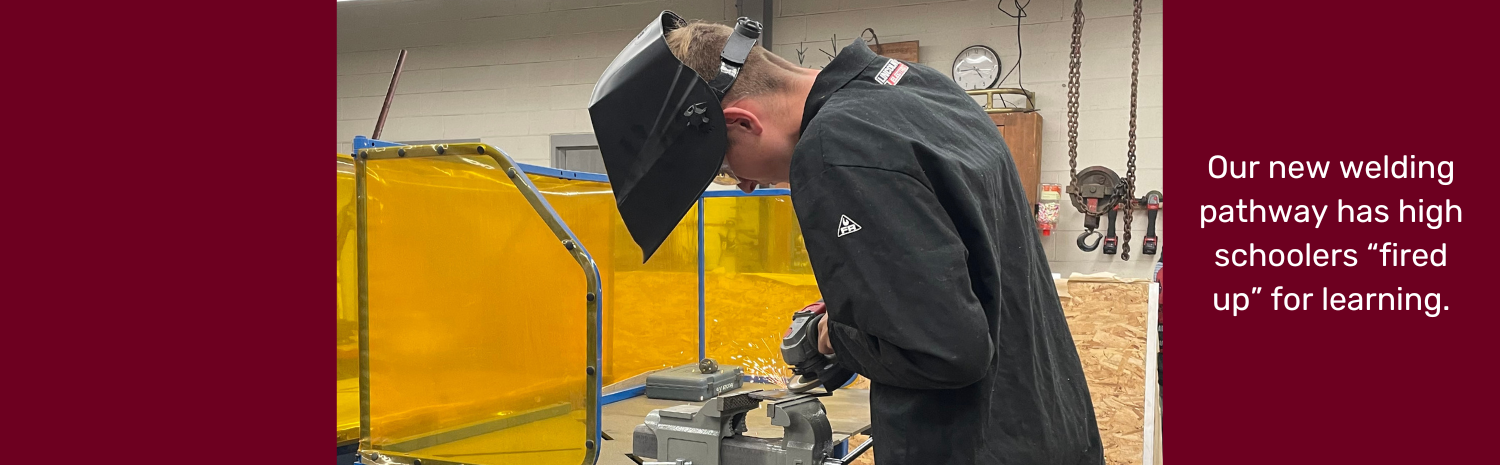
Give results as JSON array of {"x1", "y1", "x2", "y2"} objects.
[{"x1": 796, "y1": 164, "x2": 994, "y2": 390}]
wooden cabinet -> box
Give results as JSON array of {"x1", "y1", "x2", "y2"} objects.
[{"x1": 989, "y1": 112, "x2": 1043, "y2": 206}]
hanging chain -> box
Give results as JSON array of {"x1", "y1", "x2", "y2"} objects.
[
  {"x1": 1120, "y1": 0, "x2": 1142, "y2": 260},
  {"x1": 1065, "y1": 0, "x2": 1085, "y2": 213}
]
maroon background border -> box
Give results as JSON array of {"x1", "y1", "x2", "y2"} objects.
[
  {"x1": 7, "y1": 1, "x2": 1497, "y2": 462},
  {"x1": 1169, "y1": 2, "x2": 1498, "y2": 463},
  {"x1": 6, "y1": 1, "x2": 326, "y2": 460}
]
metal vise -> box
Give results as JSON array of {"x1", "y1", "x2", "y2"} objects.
[{"x1": 632, "y1": 390, "x2": 833, "y2": 465}]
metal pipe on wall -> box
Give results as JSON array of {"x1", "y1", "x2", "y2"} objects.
[{"x1": 371, "y1": 49, "x2": 407, "y2": 140}]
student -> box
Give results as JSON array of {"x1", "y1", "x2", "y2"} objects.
[{"x1": 588, "y1": 12, "x2": 1103, "y2": 465}]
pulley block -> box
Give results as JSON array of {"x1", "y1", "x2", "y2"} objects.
[{"x1": 1067, "y1": 166, "x2": 1125, "y2": 251}]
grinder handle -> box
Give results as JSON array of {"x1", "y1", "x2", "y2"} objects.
[{"x1": 783, "y1": 308, "x2": 825, "y2": 361}]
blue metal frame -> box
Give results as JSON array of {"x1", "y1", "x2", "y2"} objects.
[
  {"x1": 696, "y1": 188, "x2": 790, "y2": 369},
  {"x1": 697, "y1": 198, "x2": 707, "y2": 361},
  {"x1": 517, "y1": 162, "x2": 611, "y2": 182},
  {"x1": 602, "y1": 385, "x2": 647, "y2": 405},
  {"x1": 352, "y1": 135, "x2": 403, "y2": 150},
  {"x1": 355, "y1": 137, "x2": 613, "y2": 182},
  {"x1": 701, "y1": 187, "x2": 791, "y2": 197}
]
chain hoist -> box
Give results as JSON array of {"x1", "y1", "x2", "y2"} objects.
[
  {"x1": 1119, "y1": 0, "x2": 1142, "y2": 260},
  {"x1": 1065, "y1": 0, "x2": 1144, "y2": 260},
  {"x1": 1064, "y1": 0, "x2": 1119, "y2": 252}
]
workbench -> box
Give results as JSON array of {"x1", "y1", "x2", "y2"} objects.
[{"x1": 598, "y1": 383, "x2": 872, "y2": 465}]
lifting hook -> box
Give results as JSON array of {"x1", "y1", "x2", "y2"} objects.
[{"x1": 1077, "y1": 230, "x2": 1104, "y2": 252}]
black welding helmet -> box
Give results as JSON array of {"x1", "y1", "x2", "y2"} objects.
[{"x1": 588, "y1": 11, "x2": 761, "y2": 260}]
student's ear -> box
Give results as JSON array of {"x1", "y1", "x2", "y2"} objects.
[{"x1": 722, "y1": 106, "x2": 763, "y2": 136}]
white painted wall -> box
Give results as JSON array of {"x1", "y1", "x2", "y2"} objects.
[
  {"x1": 337, "y1": 0, "x2": 1164, "y2": 277},
  {"x1": 336, "y1": 0, "x2": 737, "y2": 164}
]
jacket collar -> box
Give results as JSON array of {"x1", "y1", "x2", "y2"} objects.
[{"x1": 800, "y1": 38, "x2": 880, "y2": 134}]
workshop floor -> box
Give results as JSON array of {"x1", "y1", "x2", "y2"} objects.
[
  {"x1": 352, "y1": 383, "x2": 1151, "y2": 465},
  {"x1": 598, "y1": 383, "x2": 871, "y2": 465},
  {"x1": 407, "y1": 415, "x2": 587, "y2": 463}
]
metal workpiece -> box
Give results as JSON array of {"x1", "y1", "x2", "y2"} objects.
[
  {"x1": 629, "y1": 458, "x2": 694, "y2": 465},
  {"x1": 356, "y1": 142, "x2": 604, "y2": 465},
  {"x1": 632, "y1": 391, "x2": 837, "y2": 465}
]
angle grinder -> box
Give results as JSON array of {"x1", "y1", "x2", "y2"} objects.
[{"x1": 780, "y1": 301, "x2": 857, "y2": 394}]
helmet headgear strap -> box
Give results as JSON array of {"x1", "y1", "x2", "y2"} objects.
[{"x1": 706, "y1": 17, "x2": 763, "y2": 99}]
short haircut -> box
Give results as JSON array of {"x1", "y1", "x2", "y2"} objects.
[{"x1": 665, "y1": 19, "x2": 800, "y2": 103}]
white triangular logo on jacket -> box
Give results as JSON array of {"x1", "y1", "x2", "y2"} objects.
[{"x1": 837, "y1": 215, "x2": 862, "y2": 237}]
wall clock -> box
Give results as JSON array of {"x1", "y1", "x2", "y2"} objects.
[{"x1": 952, "y1": 45, "x2": 1001, "y2": 90}]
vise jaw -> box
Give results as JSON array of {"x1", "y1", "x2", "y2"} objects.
[{"x1": 633, "y1": 390, "x2": 834, "y2": 465}]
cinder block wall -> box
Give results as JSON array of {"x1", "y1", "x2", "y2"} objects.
[
  {"x1": 336, "y1": 0, "x2": 736, "y2": 164},
  {"x1": 337, "y1": 0, "x2": 1163, "y2": 277}
]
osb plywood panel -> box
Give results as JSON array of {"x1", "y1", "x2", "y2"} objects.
[{"x1": 1059, "y1": 277, "x2": 1151, "y2": 465}]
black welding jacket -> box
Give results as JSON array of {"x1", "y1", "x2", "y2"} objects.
[{"x1": 794, "y1": 40, "x2": 1104, "y2": 465}]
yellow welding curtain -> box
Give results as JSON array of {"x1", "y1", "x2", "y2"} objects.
[
  {"x1": 341, "y1": 151, "x2": 826, "y2": 460},
  {"x1": 356, "y1": 154, "x2": 703, "y2": 463},
  {"x1": 336, "y1": 154, "x2": 359, "y2": 444},
  {"x1": 361, "y1": 155, "x2": 590, "y2": 463},
  {"x1": 528, "y1": 176, "x2": 699, "y2": 388},
  {"x1": 701, "y1": 195, "x2": 822, "y2": 381}
]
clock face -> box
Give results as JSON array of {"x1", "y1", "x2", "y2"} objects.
[{"x1": 952, "y1": 45, "x2": 1001, "y2": 91}]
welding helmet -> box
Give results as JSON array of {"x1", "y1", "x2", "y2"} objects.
[{"x1": 588, "y1": 11, "x2": 762, "y2": 260}]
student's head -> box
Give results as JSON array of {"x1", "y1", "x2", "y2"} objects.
[{"x1": 666, "y1": 20, "x2": 816, "y2": 192}]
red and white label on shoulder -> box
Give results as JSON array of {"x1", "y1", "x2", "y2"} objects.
[{"x1": 874, "y1": 58, "x2": 909, "y2": 86}]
